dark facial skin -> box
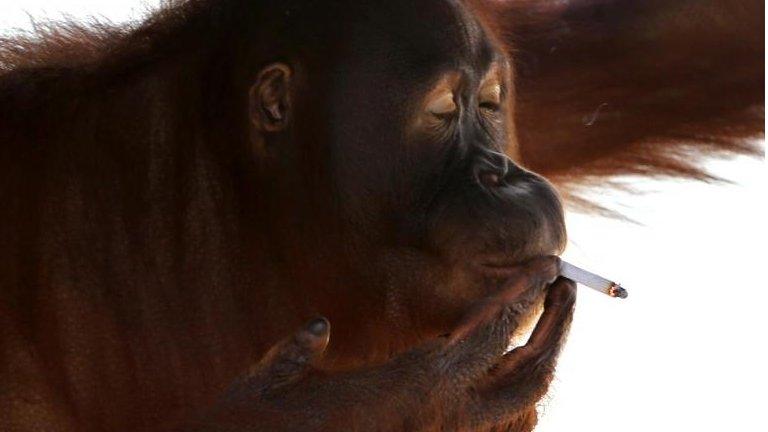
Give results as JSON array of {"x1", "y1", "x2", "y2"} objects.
[
  {"x1": 0, "y1": 0, "x2": 570, "y2": 427},
  {"x1": 252, "y1": 0, "x2": 566, "y2": 366},
  {"x1": 219, "y1": 1, "x2": 571, "y2": 429},
  {"x1": 0, "y1": 0, "x2": 571, "y2": 430},
  {"x1": 7, "y1": 0, "x2": 759, "y2": 430}
]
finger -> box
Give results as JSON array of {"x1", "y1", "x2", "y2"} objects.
[
  {"x1": 438, "y1": 307, "x2": 515, "y2": 389},
  {"x1": 449, "y1": 255, "x2": 560, "y2": 345},
  {"x1": 250, "y1": 317, "x2": 331, "y2": 391},
  {"x1": 468, "y1": 279, "x2": 575, "y2": 428},
  {"x1": 438, "y1": 257, "x2": 560, "y2": 388},
  {"x1": 501, "y1": 277, "x2": 575, "y2": 374}
]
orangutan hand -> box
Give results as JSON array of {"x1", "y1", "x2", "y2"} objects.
[{"x1": 188, "y1": 257, "x2": 575, "y2": 432}]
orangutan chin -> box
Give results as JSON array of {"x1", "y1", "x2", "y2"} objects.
[{"x1": 0, "y1": 0, "x2": 762, "y2": 430}]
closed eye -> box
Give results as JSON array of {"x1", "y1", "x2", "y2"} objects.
[
  {"x1": 479, "y1": 100, "x2": 500, "y2": 111},
  {"x1": 479, "y1": 83, "x2": 502, "y2": 112},
  {"x1": 427, "y1": 92, "x2": 457, "y2": 117}
]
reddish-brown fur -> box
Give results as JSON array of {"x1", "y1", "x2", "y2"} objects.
[
  {"x1": 0, "y1": 1, "x2": 762, "y2": 431},
  {"x1": 492, "y1": 0, "x2": 764, "y2": 208}
]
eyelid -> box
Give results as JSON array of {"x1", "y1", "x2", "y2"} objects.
[
  {"x1": 479, "y1": 83, "x2": 502, "y2": 105},
  {"x1": 426, "y1": 92, "x2": 457, "y2": 116}
]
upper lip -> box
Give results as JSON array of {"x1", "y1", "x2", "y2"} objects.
[
  {"x1": 472, "y1": 258, "x2": 532, "y2": 278},
  {"x1": 473, "y1": 248, "x2": 559, "y2": 276},
  {"x1": 475, "y1": 250, "x2": 556, "y2": 269},
  {"x1": 479, "y1": 260, "x2": 521, "y2": 268}
]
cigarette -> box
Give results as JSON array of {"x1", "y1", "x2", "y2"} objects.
[{"x1": 559, "y1": 260, "x2": 628, "y2": 299}]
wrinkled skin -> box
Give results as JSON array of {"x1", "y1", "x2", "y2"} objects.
[
  {"x1": 0, "y1": 1, "x2": 570, "y2": 430},
  {"x1": 215, "y1": 1, "x2": 571, "y2": 428},
  {"x1": 277, "y1": 0, "x2": 568, "y2": 363},
  {"x1": 2, "y1": 0, "x2": 760, "y2": 430},
  {"x1": 194, "y1": 275, "x2": 576, "y2": 432}
]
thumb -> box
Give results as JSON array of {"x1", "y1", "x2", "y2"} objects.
[{"x1": 250, "y1": 317, "x2": 331, "y2": 392}]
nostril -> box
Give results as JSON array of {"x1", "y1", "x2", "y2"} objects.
[{"x1": 479, "y1": 171, "x2": 502, "y2": 187}]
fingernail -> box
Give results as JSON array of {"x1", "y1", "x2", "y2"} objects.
[{"x1": 307, "y1": 318, "x2": 329, "y2": 336}]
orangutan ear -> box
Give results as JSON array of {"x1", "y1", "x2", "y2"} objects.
[{"x1": 250, "y1": 63, "x2": 293, "y2": 132}]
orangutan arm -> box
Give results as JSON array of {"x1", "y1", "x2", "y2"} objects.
[{"x1": 489, "y1": 0, "x2": 763, "y2": 192}]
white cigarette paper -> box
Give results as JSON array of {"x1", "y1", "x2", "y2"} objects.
[{"x1": 559, "y1": 260, "x2": 628, "y2": 299}]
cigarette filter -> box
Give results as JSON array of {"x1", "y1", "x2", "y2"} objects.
[{"x1": 559, "y1": 260, "x2": 628, "y2": 299}]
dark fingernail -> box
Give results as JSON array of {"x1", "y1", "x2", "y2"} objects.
[{"x1": 307, "y1": 317, "x2": 329, "y2": 336}]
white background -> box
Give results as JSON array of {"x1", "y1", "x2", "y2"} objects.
[{"x1": 2, "y1": 2, "x2": 766, "y2": 431}]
